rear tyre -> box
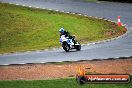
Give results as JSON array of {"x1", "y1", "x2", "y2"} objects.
[{"x1": 76, "y1": 42, "x2": 81, "y2": 51}]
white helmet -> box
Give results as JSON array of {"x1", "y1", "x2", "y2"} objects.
[{"x1": 59, "y1": 28, "x2": 65, "y2": 33}]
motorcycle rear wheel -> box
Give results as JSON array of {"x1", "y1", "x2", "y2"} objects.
[{"x1": 76, "y1": 42, "x2": 81, "y2": 51}]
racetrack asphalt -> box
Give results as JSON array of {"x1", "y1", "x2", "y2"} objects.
[{"x1": 0, "y1": 0, "x2": 132, "y2": 65}]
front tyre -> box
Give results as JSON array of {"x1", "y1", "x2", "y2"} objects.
[{"x1": 62, "y1": 42, "x2": 70, "y2": 52}]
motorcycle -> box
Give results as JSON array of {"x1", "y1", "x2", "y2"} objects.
[{"x1": 60, "y1": 35, "x2": 81, "y2": 52}]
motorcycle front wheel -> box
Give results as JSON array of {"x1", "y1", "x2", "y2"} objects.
[{"x1": 62, "y1": 42, "x2": 70, "y2": 52}]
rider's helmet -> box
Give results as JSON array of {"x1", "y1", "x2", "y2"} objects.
[{"x1": 59, "y1": 28, "x2": 65, "y2": 34}]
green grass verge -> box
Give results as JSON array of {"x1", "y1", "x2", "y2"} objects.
[
  {"x1": 0, "y1": 3, "x2": 126, "y2": 54},
  {"x1": 0, "y1": 78, "x2": 131, "y2": 88}
]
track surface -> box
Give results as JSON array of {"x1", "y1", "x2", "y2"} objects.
[{"x1": 0, "y1": 0, "x2": 132, "y2": 65}]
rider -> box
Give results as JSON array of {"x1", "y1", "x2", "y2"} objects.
[{"x1": 59, "y1": 28, "x2": 76, "y2": 44}]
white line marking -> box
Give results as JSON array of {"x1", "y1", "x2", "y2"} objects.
[
  {"x1": 73, "y1": 13, "x2": 76, "y2": 14},
  {"x1": 49, "y1": 9, "x2": 52, "y2": 10},
  {"x1": 78, "y1": 14, "x2": 82, "y2": 15},
  {"x1": 22, "y1": 5, "x2": 25, "y2": 6},
  {"x1": 19, "y1": 63, "x2": 25, "y2": 65},
  {"x1": 55, "y1": 10, "x2": 59, "y2": 11},
  {"x1": 66, "y1": 12, "x2": 70, "y2": 13},
  {"x1": 84, "y1": 15, "x2": 87, "y2": 17},
  {"x1": 110, "y1": 21, "x2": 115, "y2": 22},
  {"x1": 114, "y1": 57, "x2": 119, "y2": 59},
  {"x1": 89, "y1": 16, "x2": 92, "y2": 17},
  {"x1": 61, "y1": 11, "x2": 65, "y2": 12},
  {"x1": 2, "y1": 64, "x2": 9, "y2": 66},
  {"x1": 98, "y1": 18, "x2": 102, "y2": 19},
  {"x1": 124, "y1": 56, "x2": 130, "y2": 58}
]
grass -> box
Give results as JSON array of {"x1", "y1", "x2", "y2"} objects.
[
  {"x1": 0, "y1": 3, "x2": 126, "y2": 54},
  {"x1": 0, "y1": 78, "x2": 131, "y2": 88}
]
